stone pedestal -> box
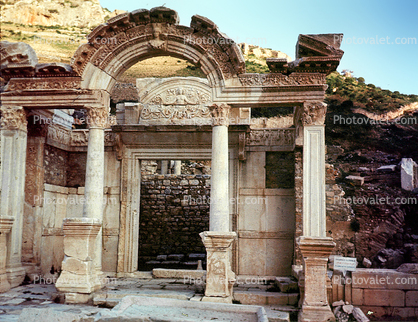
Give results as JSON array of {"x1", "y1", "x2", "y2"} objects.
[
  {"x1": 297, "y1": 236, "x2": 335, "y2": 322},
  {"x1": 0, "y1": 217, "x2": 14, "y2": 293},
  {"x1": 55, "y1": 218, "x2": 102, "y2": 303},
  {"x1": 1, "y1": 106, "x2": 28, "y2": 288},
  {"x1": 200, "y1": 231, "x2": 237, "y2": 303}
]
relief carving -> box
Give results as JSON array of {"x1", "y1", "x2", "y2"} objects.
[
  {"x1": 0, "y1": 106, "x2": 27, "y2": 131},
  {"x1": 210, "y1": 103, "x2": 230, "y2": 127},
  {"x1": 302, "y1": 101, "x2": 327, "y2": 125},
  {"x1": 47, "y1": 125, "x2": 71, "y2": 145},
  {"x1": 140, "y1": 87, "x2": 211, "y2": 122},
  {"x1": 238, "y1": 73, "x2": 326, "y2": 87},
  {"x1": 246, "y1": 129, "x2": 295, "y2": 146}
]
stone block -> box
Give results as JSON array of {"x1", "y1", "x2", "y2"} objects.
[
  {"x1": 345, "y1": 175, "x2": 364, "y2": 186},
  {"x1": 363, "y1": 289, "x2": 404, "y2": 306},
  {"x1": 152, "y1": 268, "x2": 205, "y2": 279},
  {"x1": 352, "y1": 288, "x2": 364, "y2": 306},
  {"x1": 401, "y1": 158, "x2": 417, "y2": 191},
  {"x1": 406, "y1": 291, "x2": 418, "y2": 306},
  {"x1": 61, "y1": 257, "x2": 93, "y2": 274}
]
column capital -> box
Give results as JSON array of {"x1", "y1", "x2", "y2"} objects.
[
  {"x1": 0, "y1": 106, "x2": 27, "y2": 131},
  {"x1": 302, "y1": 101, "x2": 327, "y2": 125},
  {"x1": 210, "y1": 103, "x2": 230, "y2": 127},
  {"x1": 86, "y1": 106, "x2": 109, "y2": 128}
]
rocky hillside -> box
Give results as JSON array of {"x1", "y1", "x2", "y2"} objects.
[{"x1": 0, "y1": 0, "x2": 123, "y2": 28}]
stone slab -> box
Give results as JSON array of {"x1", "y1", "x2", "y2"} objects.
[
  {"x1": 94, "y1": 295, "x2": 269, "y2": 322},
  {"x1": 233, "y1": 290, "x2": 298, "y2": 306},
  {"x1": 152, "y1": 268, "x2": 206, "y2": 279}
]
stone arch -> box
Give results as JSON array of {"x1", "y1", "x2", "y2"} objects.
[{"x1": 70, "y1": 7, "x2": 245, "y2": 93}]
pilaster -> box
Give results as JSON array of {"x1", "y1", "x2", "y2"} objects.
[{"x1": 0, "y1": 106, "x2": 28, "y2": 288}]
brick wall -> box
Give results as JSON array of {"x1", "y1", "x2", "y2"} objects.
[{"x1": 138, "y1": 174, "x2": 210, "y2": 269}]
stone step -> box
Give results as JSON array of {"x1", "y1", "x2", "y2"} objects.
[
  {"x1": 274, "y1": 277, "x2": 299, "y2": 293},
  {"x1": 263, "y1": 307, "x2": 291, "y2": 322},
  {"x1": 93, "y1": 288, "x2": 196, "y2": 308},
  {"x1": 233, "y1": 289, "x2": 299, "y2": 306}
]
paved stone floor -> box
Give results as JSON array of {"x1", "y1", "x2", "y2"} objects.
[{"x1": 0, "y1": 277, "x2": 294, "y2": 322}]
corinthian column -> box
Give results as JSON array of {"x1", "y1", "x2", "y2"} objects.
[
  {"x1": 56, "y1": 106, "x2": 107, "y2": 303},
  {"x1": 209, "y1": 103, "x2": 230, "y2": 232},
  {"x1": 0, "y1": 106, "x2": 27, "y2": 288},
  {"x1": 297, "y1": 101, "x2": 335, "y2": 322},
  {"x1": 201, "y1": 103, "x2": 237, "y2": 304},
  {"x1": 84, "y1": 107, "x2": 108, "y2": 274}
]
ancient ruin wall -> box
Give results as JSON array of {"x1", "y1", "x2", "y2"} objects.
[{"x1": 138, "y1": 174, "x2": 210, "y2": 267}]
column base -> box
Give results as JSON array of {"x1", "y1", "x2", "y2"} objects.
[
  {"x1": 55, "y1": 218, "x2": 103, "y2": 304},
  {"x1": 200, "y1": 231, "x2": 237, "y2": 303},
  {"x1": 6, "y1": 266, "x2": 26, "y2": 289},
  {"x1": 0, "y1": 271, "x2": 11, "y2": 293},
  {"x1": 298, "y1": 305, "x2": 336, "y2": 322},
  {"x1": 202, "y1": 295, "x2": 233, "y2": 304}
]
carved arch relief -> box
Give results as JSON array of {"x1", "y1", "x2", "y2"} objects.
[
  {"x1": 71, "y1": 7, "x2": 245, "y2": 92},
  {"x1": 135, "y1": 77, "x2": 213, "y2": 125}
]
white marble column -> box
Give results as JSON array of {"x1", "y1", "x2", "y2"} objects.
[
  {"x1": 201, "y1": 103, "x2": 237, "y2": 304},
  {"x1": 83, "y1": 107, "x2": 108, "y2": 276},
  {"x1": 0, "y1": 106, "x2": 27, "y2": 288},
  {"x1": 298, "y1": 101, "x2": 335, "y2": 322},
  {"x1": 209, "y1": 103, "x2": 230, "y2": 232}
]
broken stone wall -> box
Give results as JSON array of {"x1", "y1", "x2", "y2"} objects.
[{"x1": 138, "y1": 174, "x2": 210, "y2": 270}]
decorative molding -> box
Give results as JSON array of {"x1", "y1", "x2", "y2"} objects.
[
  {"x1": 210, "y1": 103, "x2": 230, "y2": 127},
  {"x1": 302, "y1": 101, "x2": 327, "y2": 125},
  {"x1": 71, "y1": 8, "x2": 245, "y2": 81},
  {"x1": 246, "y1": 129, "x2": 295, "y2": 146},
  {"x1": 238, "y1": 73, "x2": 326, "y2": 87},
  {"x1": 5, "y1": 77, "x2": 81, "y2": 91},
  {"x1": 0, "y1": 106, "x2": 27, "y2": 131}
]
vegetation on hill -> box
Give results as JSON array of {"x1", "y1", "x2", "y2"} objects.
[{"x1": 326, "y1": 71, "x2": 418, "y2": 113}]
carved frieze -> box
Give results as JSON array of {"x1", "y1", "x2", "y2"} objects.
[
  {"x1": 302, "y1": 101, "x2": 327, "y2": 125},
  {"x1": 140, "y1": 87, "x2": 212, "y2": 123},
  {"x1": 47, "y1": 125, "x2": 71, "y2": 146},
  {"x1": 0, "y1": 106, "x2": 27, "y2": 131},
  {"x1": 246, "y1": 129, "x2": 295, "y2": 146},
  {"x1": 238, "y1": 73, "x2": 326, "y2": 87},
  {"x1": 210, "y1": 103, "x2": 230, "y2": 127},
  {"x1": 5, "y1": 77, "x2": 81, "y2": 91},
  {"x1": 70, "y1": 129, "x2": 116, "y2": 146}
]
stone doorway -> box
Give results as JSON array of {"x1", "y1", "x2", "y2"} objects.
[{"x1": 138, "y1": 160, "x2": 212, "y2": 271}]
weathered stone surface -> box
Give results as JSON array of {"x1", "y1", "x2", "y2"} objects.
[
  {"x1": 400, "y1": 158, "x2": 417, "y2": 191},
  {"x1": 345, "y1": 175, "x2": 364, "y2": 186},
  {"x1": 152, "y1": 268, "x2": 205, "y2": 279},
  {"x1": 94, "y1": 295, "x2": 268, "y2": 322},
  {"x1": 352, "y1": 307, "x2": 370, "y2": 322},
  {"x1": 396, "y1": 263, "x2": 418, "y2": 274}
]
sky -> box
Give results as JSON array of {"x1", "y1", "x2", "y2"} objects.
[{"x1": 100, "y1": 0, "x2": 418, "y2": 95}]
